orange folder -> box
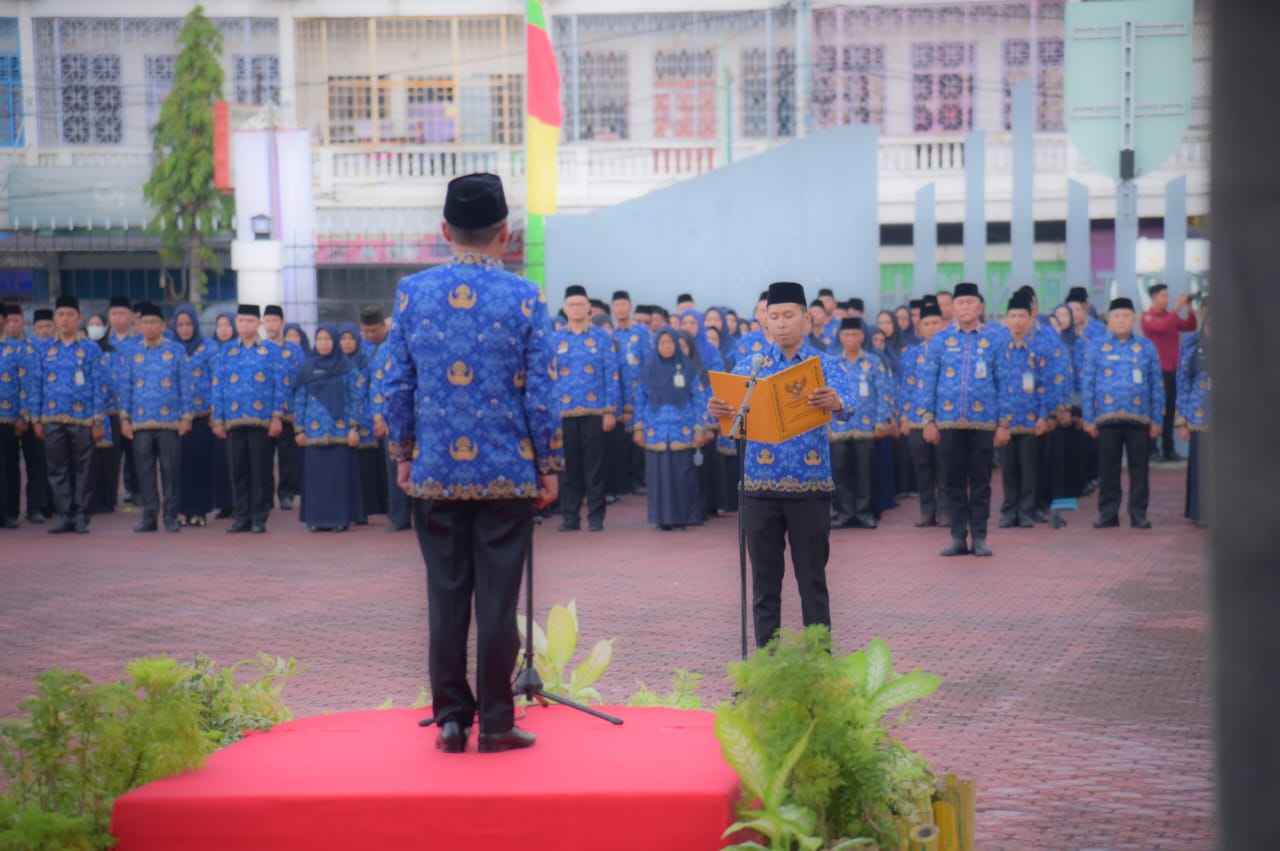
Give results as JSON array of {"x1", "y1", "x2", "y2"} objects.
[{"x1": 709, "y1": 357, "x2": 832, "y2": 445}]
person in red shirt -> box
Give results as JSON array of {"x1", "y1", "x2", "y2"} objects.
[{"x1": 1140, "y1": 283, "x2": 1197, "y2": 461}]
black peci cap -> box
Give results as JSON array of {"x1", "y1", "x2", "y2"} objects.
[
  {"x1": 137, "y1": 302, "x2": 163, "y2": 319},
  {"x1": 237, "y1": 304, "x2": 261, "y2": 318},
  {"x1": 444, "y1": 173, "x2": 508, "y2": 229},
  {"x1": 4, "y1": 303, "x2": 22, "y2": 317},
  {"x1": 954, "y1": 282, "x2": 981, "y2": 299},
  {"x1": 1109, "y1": 297, "x2": 1135, "y2": 312},
  {"x1": 909, "y1": 299, "x2": 924, "y2": 310},
  {"x1": 108, "y1": 295, "x2": 132, "y2": 310},
  {"x1": 848, "y1": 297, "x2": 865, "y2": 312},
  {"x1": 264, "y1": 305, "x2": 284, "y2": 319},
  {"x1": 611, "y1": 290, "x2": 631, "y2": 303},
  {"x1": 55, "y1": 295, "x2": 80, "y2": 312},
  {"x1": 564, "y1": 285, "x2": 587, "y2": 300},
  {"x1": 817, "y1": 288, "x2": 834, "y2": 298},
  {"x1": 33, "y1": 308, "x2": 53, "y2": 322},
  {"x1": 1006, "y1": 293, "x2": 1034, "y2": 313},
  {"x1": 920, "y1": 302, "x2": 943, "y2": 320},
  {"x1": 766, "y1": 281, "x2": 806, "y2": 307},
  {"x1": 360, "y1": 304, "x2": 386, "y2": 325},
  {"x1": 1066, "y1": 286, "x2": 1090, "y2": 304},
  {"x1": 839, "y1": 317, "x2": 864, "y2": 331}
]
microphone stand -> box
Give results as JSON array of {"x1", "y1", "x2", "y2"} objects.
[{"x1": 730, "y1": 364, "x2": 765, "y2": 660}]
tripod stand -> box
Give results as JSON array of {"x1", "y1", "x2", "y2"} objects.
[
  {"x1": 514, "y1": 523, "x2": 622, "y2": 725},
  {"x1": 730, "y1": 356, "x2": 767, "y2": 660}
]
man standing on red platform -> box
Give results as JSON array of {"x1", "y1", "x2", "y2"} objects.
[
  {"x1": 385, "y1": 173, "x2": 562, "y2": 754},
  {"x1": 1140, "y1": 283, "x2": 1197, "y2": 461}
]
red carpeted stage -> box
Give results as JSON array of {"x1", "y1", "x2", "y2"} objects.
[{"x1": 111, "y1": 706, "x2": 741, "y2": 850}]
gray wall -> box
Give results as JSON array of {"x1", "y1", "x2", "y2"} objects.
[{"x1": 546, "y1": 125, "x2": 879, "y2": 312}]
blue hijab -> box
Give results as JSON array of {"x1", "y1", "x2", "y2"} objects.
[
  {"x1": 895, "y1": 305, "x2": 922, "y2": 347},
  {"x1": 283, "y1": 322, "x2": 311, "y2": 358},
  {"x1": 338, "y1": 323, "x2": 367, "y2": 370},
  {"x1": 296, "y1": 324, "x2": 353, "y2": 423},
  {"x1": 1055, "y1": 304, "x2": 1079, "y2": 347},
  {"x1": 643, "y1": 328, "x2": 698, "y2": 410},
  {"x1": 678, "y1": 308, "x2": 724, "y2": 372},
  {"x1": 173, "y1": 304, "x2": 204, "y2": 357},
  {"x1": 214, "y1": 313, "x2": 236, "y2": 347}
]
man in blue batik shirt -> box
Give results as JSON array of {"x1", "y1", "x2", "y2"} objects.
[
  {"x1": 120, "y1": 302, "x2": 192, "y2": 533},
  {"x1": 385, "y1": 172, "x2": 562, "y2": 754},
  {"x1": 708, "y1": 281, "x2": 854, "y2": 650}
]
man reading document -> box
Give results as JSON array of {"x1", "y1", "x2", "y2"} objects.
[{"x1": 708, "y1": 281, "x2": 854, "y2": 648}]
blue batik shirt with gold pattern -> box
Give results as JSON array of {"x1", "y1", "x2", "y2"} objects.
[
  {"x1": 105, "y1": 333, "x2": 140, "y2": 416},
  {"x1": 552, "y1": 325, "x2": 621, "y2": 418},
  {"x1": 278, "y1": 339, "x2": 305, "y2": 422},
  {"x1": 0, "y1": 337, "x2": 38, "y2": 423},
  {"x1": 36, "y1": 338, "x2": 110, "y2": 427},
  {"x1": 212, "y1": 339, "x2": 288, "y2": 429},
  {"x1": 735, "y1": 339, "x2": 854, "y2": 498},
  {"x1": 184, "y1": 341, "x2": 216, "y2": 418},
  {"x1": 829, "y1": 350, "x2": 891, "y2": 440},
  {"x1": 920, "y1": 322, "x2": 1008, "y2": 430},
  {"x1": 384, "y1": 253, "x2": 564, "y2": 500},
  {"x1": 898, "y1": 340, "x2": 931, "y2": 426},
  {"x1": 122, "y1": 339, "x2": 193, "y2": 430},
  {"x1": 293, "y1": 369, "x2": 365, "y2": 445},
  {"x1": 1175, "y1": 332, "x2": 1209, "y2": 432},
  {"x1": 734, "y1": 329, "x2": 769, "y2": 365},
  {"x1": 1081, "y1": 332, "x2": 1164, "y2": 429},
  {"x1": 995, "y1": 333, "x2": 1050, "y2": 434},
  {"x1": 615, "y1": 323, "x2": 651, "y2": 417}
]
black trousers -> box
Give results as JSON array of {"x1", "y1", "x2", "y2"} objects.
[
  {"x1": 742, "y1": 495, "x2": 831, "y2": 649},
  {"x1": 1186, "y1": 431, "x2": 1205, "y2": 523},
  {"x1": 940, "y1": 428, "x2": 995, "y2": 541},
  {"x1": 1160, "y1": 370, "x2": 1177, "y2": 457},
  {"x1": 1097, "y1": 423, "x2": 1151, "y2": 523},
  {"x1": 831, "y1": 438, "x2": 874, "y2": 523},
  {"x1": 133, "y1": 428, "x2": 181, "y2": 524},
  {"x1": 44, "y1": 422, "x2": 94, "y2": 520},
  {"x1": 907, "y1": 429, "x2": 945, "y2": 521},
  {"x1": 18, "y1": 427, "x2": 50, "y2": 518},
  {"x1": 413, "y1": 497, "x2": 531, "y2": 733},
  {"x1": 383, "y1": 438, "x2": 411, "y2": 528},
  {"x1": 1000, "y1": 433, "x2": 1038, "y2": 522},
  {"x1": 115, "y1": 415, "x2": 137, "y2": 496},
  {"x1": 276, "y1": 420, "x2": 298, "y2": 501},
  {"x1": 560, "y1": 415, "x2": 606, "y2": 525},
  {"x1": 604, "y1": 425, "x2": 632, "y2": 497},
  {"x1": 226, "y1": 426, "x2": 274, "y2": 525},
  {"x1": 0, "y1": 422, "x2": 18, "y2": 521}
]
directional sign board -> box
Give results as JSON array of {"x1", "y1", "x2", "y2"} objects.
[{"x1": 1065, "y1": 0, "x2": 1194, "y2": 180}]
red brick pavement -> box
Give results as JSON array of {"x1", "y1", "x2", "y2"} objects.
[{"x1": 0, "y1": 468, "x2": 1210, "y2": 849}]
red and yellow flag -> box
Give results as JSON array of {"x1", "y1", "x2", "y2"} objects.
[{"x1": 526, "y1": 0, "x2": 560, "y2": 285}]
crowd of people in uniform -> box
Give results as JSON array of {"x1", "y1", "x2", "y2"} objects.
[
  {"x1": 0, "y1": 297, "x2": 409, "y2": 535},
  {"x1": 0, "y1": 276, "x2": 1208, "y2": 547}
]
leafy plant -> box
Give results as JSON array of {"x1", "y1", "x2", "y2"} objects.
[
  {"x1": 0, "y1": 654, "x2": 301, "y2": 851},
  {"x1": 628, "y1": 669, "x2": 703, "y2": 709},
  {"x1": 516, "y1": 599, "x2": 614, "y2": 704},
  {"x1": 716, "y1": 626, "x2": 942, "y2": 849},
  {"x1": 376, "y1": 687, "x2": 432, "y2": 711}
]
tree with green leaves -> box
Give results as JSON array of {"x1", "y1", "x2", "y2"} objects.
[{"x1": 144, "y1": 5, "x2": 234, "y2": 306}]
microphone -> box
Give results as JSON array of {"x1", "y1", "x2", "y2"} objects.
[{"x1": 747, "y1": 353, "x2": 767, "y2": 378}]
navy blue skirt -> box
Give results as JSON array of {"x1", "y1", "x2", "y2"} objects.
[
  {"x1": 179, "y1": 415, "x2": 217, "y2": 518},
  {"x1": 299, "y1": 444, "x2": 366, "y2": 529},
  {"x1": 646, "y1": 449, "x2": 703, "y2": 527}
]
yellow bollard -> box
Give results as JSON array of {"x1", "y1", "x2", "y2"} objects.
[
  {"x1": 932, "y1": 799, "x2": 959, "y2": 851},
  {"x1": 908, "y1": 823, "x2": 940, "y2": 851},
  {"x1": 959, "y1": 778, "x2": 977, "y2": 851}
]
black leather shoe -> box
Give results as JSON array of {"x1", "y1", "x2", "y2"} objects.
[
  {"x1": 434, "y1": 721, "x2": 470, "y2": 754},
  {"x1": 1018, "y1": 517, "x2": 1035, "y2": 529},
  {"x1": 1, "y1": 516, "x2": 19, "y2": 529},
  {"x1": 279, "y1": 496, "x2": 294, "y2": 510},
  {"x1": 940, "y1": 539, "x2": 969, "y2": 557},
  {"x1": 1031, "y1": 510, "x2": 1048, "y2": 524},
  {"x1": 226, "y1": 520, "x2": 251, "y2": 533},
  {"x1": 73, "y1": 515, "x2": 89, "y2": 534},
  {"x1": 558, "y1": 521, "x2": 580, "y2": 532},
  {"x1": 632, "y1": 486, "x2": 647, "y2": 496},
  {"x1": 386, "y1": 522, "x2": 411, "y2": 532},
  {"x1": 478, "y1": 726, "x2": 536, "y2": 753},
  {"x1": 250, "y1": 522, "x2": 266, "y2": 534},
  {"x1": 26, "y1": 513, "x2": 46, "y2": 524},
  {"x1": 971, "y1": 538, "x2": 993, "y2": 557},
  {"x1": 215, "y1": 508, "x2": 233, "y2": 519},
  {"x1": 1131, "y1": 517, "x2": 1152, "y2": 529},
  {"x1": 914, "y1": 516, "x2": 938, "y2": 528},
  {"x1": 854, "y1": 515, "x2": 878, "y2": 529},
  {"x1": 588, "y1": 519, "x2": 604, "y2": 532},
  {"x1": 134, "y1": 519, "x2": 157, "y2": 533},
  {"x1": 1093, "y1": 517, "x2": 1120, "y2": 529},
  {"x1": 164, "y1": 519, "x2": 181, "y2": 533},
  {"x1": 1162, "y1": 451, "x2": 1184, "y2": 463},
  {"x1": 831, "y1": 516, "x2": 854, "y2": 529},
  {"x1": 47, "y1": 518, "x2": 75, "y2": 534},
  {"x1": 997, "y1": 516, "x2": 1016, "y2": 528}
]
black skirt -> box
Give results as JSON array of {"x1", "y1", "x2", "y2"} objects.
[
  {"x1": 646, "y1": 449, "x2": 703, "y2": 527},
  {"x1": 299, "y1": 445, "x2": 366, "y2": 529},
  {"x1": 179, "y1": 415, "x2": 217, "y2": 518}
]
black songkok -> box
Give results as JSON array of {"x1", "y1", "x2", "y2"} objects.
[
  {"x1": 443, "y1": 173, "x2": 508, "y2": 229},
  {"x1": 564, "y1": 285, "x2": 587, "y2": 300},
  {"x1": 237, "y1": 304, "x2": 261, "y2": 318},
  {"x1": 766, "y1": 281, "x2": 806, "y2": 307},
  {"x1": 953, "y1": 282, "x2": 981, "y2": 299}
]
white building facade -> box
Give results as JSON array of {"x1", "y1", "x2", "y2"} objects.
[{"x1": 0, "y1": 0, "x2": 1211, "y2": 313}]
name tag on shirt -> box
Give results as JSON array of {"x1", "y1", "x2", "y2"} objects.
[
  {"x1": 74, "y1": 369, "x2": 85, "y2": 386},
  {"x1": 673, "y1": 372, "x2": 686, "y2": 389},
  {"x1": 974, "y1": 360, "x2": 988, "y2": 380},
  {"x1": 859, "y1": 379, "x2": 870, "y2": 398},
  {"x1": 1132, "y1": 369, "x2": 1144, "y2": 385},
  {"x1": 1022, "y1": 372, "x2": 1034, "y2": 393}
]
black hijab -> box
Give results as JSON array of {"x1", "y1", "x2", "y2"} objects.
[
  {"x1": 642, "y1": 328, "x2": 697, "y2": 409},
  {"x1": 296, "y1": 324, "x2": 353, "y2": 422}
]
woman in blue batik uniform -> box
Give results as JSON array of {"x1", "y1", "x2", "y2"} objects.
[
  {"x1": 633, "y1": 328, "x2": 711, "y2": 530},
  {"x1": 211, "y1": 312, "x2": 237, "y2": 518},
  {"x1": 339, "y1": 322, "x2": 385, "y2": 519},
  {"x1": 173, "y1": 304, "x2": 217, "y2": 526},
  {"x1": 294, "y1": 324, "x2": 366, "y2": 531}
]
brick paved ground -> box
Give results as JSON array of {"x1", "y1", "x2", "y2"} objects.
[{"x1": 0, "y1": 466, "x2": 1210, "y2": 850}]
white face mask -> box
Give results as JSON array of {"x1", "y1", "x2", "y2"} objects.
[{"x1": 87, "y1": 325, "x2": 107, "y2": 341}]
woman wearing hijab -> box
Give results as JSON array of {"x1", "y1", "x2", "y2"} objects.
[
  {"x1": 894, "y1": 305, "x2": 920, "y2": 346},
  {"x1": 209, "y1": 312, "x2": 237, "y2": 517},
  {"x1": 633, "y1": 328, "x2": 711, "y2": 530},
  {"x1": 86, "y1": 313, "x2": 119, "y2": 515},
  {"x1": 677, "y1": 310, "x2": 730, "y2": 520},
  {"x1": 338, "y1": 322, "x2": 386, "y2": 519},
  {"x1": 868, "y1": 327, "x2": 900, "y2": 515},
  {"x1": 1053, "y1": 303, "x2": 1088, "y2": 502},
  {"x1": 677, "y1": 308, "x2": 725, "y2": 373},
  {"x1": 284, "y1": 323, "x2": 310, "y2": 358},
  {"x1": 172, "y1": 304, "x2": 217, "y2": 526},
  {"x1": 294, "y1": 324, "x2": 366, "y2": 531}
]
